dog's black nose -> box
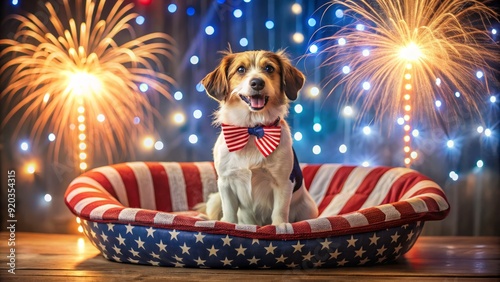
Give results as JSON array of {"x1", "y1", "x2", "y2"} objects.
[{"x1": 250, "y1": 78, "x2": 265, "y2": 91}]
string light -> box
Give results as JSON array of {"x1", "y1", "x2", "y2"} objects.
[
  {"x1": 292, "y1": 32, "x2": 304, "y2": 43},
  {"x1": 233, "y1": 9, "x2": 243, "y2": 18},
  {"x1": 343, "y1": 106, "x2": 353, "y2": 116},
  {"x1": 476, "y1": 160, "x2": 484, "y2": 168},
  {"x1": 362, "y1": 161, "x2": 369, "y2": 167},
  {"x1": 136, "y1": 16, "x2": 145, "y2": 25},
  {"x1": 189, "y1": 134, "x2": 198, "y2": 144},
  {"x1": 313, "y1": 123, "x2": 322, "y2": 132},
  {"x1": 308, "y1": 18, "x2": 317, "y2": 27},
  {"x1": 174, "y1": 91, "x2": 183, "y2": 100},
  {"x1": 27, "y1": 163, "x2": 36, "y2": 174},
  {"x1": 312, "y1": 145, "x2": 321, "y2": 155},
  {"x1": 265, "y1": 20, "x2": 275, "y2": 29},
  {"x1": 291, "y1": 3, "x2": 302, "y2": 14},
  {"x1": 205, "y1": 26, "x2": 215, "y2": 35},
  {"x1": 335, "y1": 9, "x2": 344, "y2": 18},
  {"x1": 476, "y1": 71, "x2": 484, "y2": 79},
  {"x1": 239, "y1": 38, "x2": 249, "y2": 47},
  {"x1": 309, "y1": 44, "x2": 318, "y2": 53},
  {"x1": 20, "y1": 142, "x2": 29, "y2": 151},
  {"x1": 342, "y1": 66, "x2": 351, "y2": 74},
  {"x1": 154, "y1": 141, "x2": 164, "y2": 150},
  {"x1": 362, "y1": 126, "x2": 371, "y2": 135},
  {"x1": 294, "y1": 132, "x2": 303, "y2": 141},
  {"x1": 339, "y1": 144, "x2": 347, "y2": 153},
  {"x1": 362, "y1": 81, "x2": 371, "y2": 90},
  {"x1": 309, "y1": 87, "x2": 320, "y2": 97},
  {"x1": 143, "y1": 137, "x2": 154, "y2": 149},
  {"x1": 44, "y1": 194, "x2": 52, "y2": 202},
  {"x1": 338, "y1": 38, "x2": 346, "y2": 46},
  {"x1": 193, "y1": 109, "x2": 203, "y2": 119},
  {"x1": 190, "y1": 55, "x2": 199, "y2": 65},
  {"x1": 173, "y1": 112, "x2": 186, "y2": 125},
  {"x1": 48, "y1": 133, "x2": 56, "y2": 142},
  {"x1": 168, "y1": 4, "x2": 177, "y2": 13},
  {"x1": 294, "y1": 104, "x2": 303, "y2": 113}
]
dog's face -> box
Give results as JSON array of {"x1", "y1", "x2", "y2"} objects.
[{"x1": 202, "y1": 50, "x2": 305, "y2": 114}]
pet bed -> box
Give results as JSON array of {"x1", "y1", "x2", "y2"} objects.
[{"x1": 65, "y1": 162, "x2": 449, "y2": 269}]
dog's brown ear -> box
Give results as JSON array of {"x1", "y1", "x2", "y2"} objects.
[
  {"x1": 201, "y1": 54, "x2": 234, "y2": 101},
  {"x1": 277, "y1": 52, "x2": 305, "y2": 101}
]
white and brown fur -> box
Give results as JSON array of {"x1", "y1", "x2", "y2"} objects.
[{"x1": 201, "y1": 50, "x2": 318, "y2": 226}]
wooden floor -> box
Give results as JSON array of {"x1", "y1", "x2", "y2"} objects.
[{"x1": 0, "y1": 232, "x2": 498, "y2": 281}]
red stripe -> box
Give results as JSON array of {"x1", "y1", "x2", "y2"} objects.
[
  {"x1": 180, "y1": 163, "x2": 204, "y2": 209},
  {"x1": 302, "y1": 165, "x2": 321, "y2": 191},
  {"x1": 359, "y1": 207, "x2": 387, "y2": 224},
  {"x1": 136, "y1": 209, "x2": 158, "y2": 223},
  {"x1": 392, "y1": 201, "x2": 417, "y2": 217},
  {"x1": 79, "y1": 200, "x2": 118, "y2": 218},
  {"x1": 68, "y1": 191, "x2": 118, "y2": 208},
  {"x1": 419, "y1": 196, "x2": 440, "y2": 213},
  {"x1": 291, "y1": 221, "x2": 312, "y2": 233},
  {"x1": 338, "y1": 167, "x2": 392, "y2": 214},
  {"x1": 102, "y1": 207, "x2": 124, "y2": 221},
  {"x1": 327, "y1": 216, "x2": 352, "y2": 229},
  {"x1": 146, "y1": 163, "x2": 173, "y2": 212},
  {"x1": 407, "y1": 187, "x2": 447, "y2": 200},
  {"x1": 380, "y1": 172, "x2": 430, "y2": 204},
  {"x1": 81, "y1": 171, "x2": 118, "y2": 199},
  {"x1": 114, "y1": 164, "x2": 141, "y2": 208},
  {"x1": 317, "y1": 166, "x2": 357, "y2": 214}
]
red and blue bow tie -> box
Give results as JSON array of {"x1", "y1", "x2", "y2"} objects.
[{"x1": 221, "y1": 120, "x2": 281, "y2": 157}]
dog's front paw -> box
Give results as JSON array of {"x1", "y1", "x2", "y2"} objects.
[{"x1": 220, "y1": 215, "x2": 238, "y2": 224}]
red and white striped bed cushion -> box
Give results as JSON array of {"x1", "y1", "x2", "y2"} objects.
[{"x1": 65, "y1": 162, "x2": 449, "y2": 239}]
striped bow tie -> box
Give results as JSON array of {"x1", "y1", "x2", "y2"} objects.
[{"x1": 221, "y1": 120, "x2": 281, "y2": 157}]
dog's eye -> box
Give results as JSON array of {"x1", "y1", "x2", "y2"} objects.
[
  {"x1": 237, "y1": 66, "x2": 246, "y2": 74},
  {"x1": 264, "y1": 65, "x2": 275, "y2": 73}
]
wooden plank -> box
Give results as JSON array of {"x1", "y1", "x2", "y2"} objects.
[{"x1": 0, "y1": 232, "x2": 498, "y2": 281}]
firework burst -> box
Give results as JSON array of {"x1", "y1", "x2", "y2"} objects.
[
  {"x1": 0, "y1": 0, "x2": 175, "y2": 170},
  {"x1": 319, "y1": 0, "x2": 498, "y2": 124}
]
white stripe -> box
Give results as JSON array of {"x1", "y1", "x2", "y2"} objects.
[
  {"x1": 69, "y1": 176, "x2": 105, "y2": 191},
  {"x1": 235, "y1": 224, "x2": 257, "y2": 232},
  {"x1": 400, "y1": 180, "x2": 443, "y2": 200},
  {"x1": 406, "y1": 197, "x2": 429, "y2": 213},
  {"x1": 306, "y1": 218, "x2": 332, "y2": 232},
  {"x1": 412, "y1": 193, "x2": 449, "y2": 211},
  {"x1": 66, "y1": 187, "x2": 102, "y2": 203},
  {"x1": 307, "y1": 164, "x2": 342, "y2": 206},
  {"x1": 194, "y1": 220, "x2": 217, "y2": 228},
  {"x1": 153, "y1": 212, "x2": 177, "y2": 225},
  {"x1": 360, "y1": 168, "x2": 412, "y2": 209},
  {"x1": 342, "y1": 212, "x2": 369, "y2": 227},
  {"x1": 118, "y1": 208, "x2": 141, "y2": 222},
  {"x1": 194, "y1": 162, "x2": 218, "y2": 201},
  {"x1": 377, "y1": 204, "x2": 402, "y2": 221},
  {"x1": 92, "y1": 166, "x2": 129, "y2": 207},
  {"x1": 89, "y1": 204, "x2": 122, "y2": 220},
  {"x1": 160, "y1": 162, "x2": 188, "y2": 212},
  {"x1": 74, "y1": 197, "x2": 108, "y2": 214},
  {"x1": 320, "y1": 167, "x2": 375, "y2": 217},
  {"x1": 127, "y1": 162, "x2": 156, "y2": 210},
  {"x1": 275, "y1": 223, "x2": 294, "y2": 234}
]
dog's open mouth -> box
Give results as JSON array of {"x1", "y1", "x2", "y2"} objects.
[{"x1": 239, "y1": 94, "x2": 269, "y2": 111}]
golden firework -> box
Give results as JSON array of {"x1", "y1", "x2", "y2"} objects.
[
  {"x1": 319, "y1": 0, "x2": 498, "y2": 166},
  {"x1": 0, "y1": 0, "x2": 175, "y2": 170}
]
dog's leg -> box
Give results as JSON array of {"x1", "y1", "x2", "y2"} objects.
[
  {"x1": 271, "y1": 179, "x2": 293, "y2": 225},
  {"x1": 218, "y1": 177, "x2": 239, "y2": 223}
]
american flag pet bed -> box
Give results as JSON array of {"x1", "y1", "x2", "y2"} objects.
[{"x1": 64, "y1": 162, "x2": 449, "y2": 269}]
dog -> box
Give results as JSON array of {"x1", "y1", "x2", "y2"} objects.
[{"x1": 200, "y1": 50, "x2": 318, "y2": 226}]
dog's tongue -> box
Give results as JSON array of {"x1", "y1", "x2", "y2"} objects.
[{"x1": 250, "y1": 96, "x2": 265, "y2": 108}]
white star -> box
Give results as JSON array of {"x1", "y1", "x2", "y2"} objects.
[
  {"x1": 100, "y1": 232, "x2": 108, "y2": 242},
  {"x1": 376, "y1": 245, "x2": 387, "y2": 256},
  {"x1": 194, "y1": 256, "x2": 206, "y2": 266},
  {"x1": 287, "y1": 262, "x2": 299, "y2": 268},
  {"x1": 129, "y1": 247, "x2": 140, "y2": 257},
  {"x1": 90, "y1": 229, "x2": 97, "y2": 238},
  {"x1": 112, "y1": 244, "x2": 122, "y2": 255},
  {"x1": 259, "y1": 265, "x2": 270, "y2": 269},
  {"x1": 207, "y1": 245, "x2": 219, "y2": 257},
  {"x1": 156, "y1": 240, "x2": 167, "y2": 252},
  {"x1": 98, "y1": 242, "x2": 106, "y2": 251},
  {"x1": 169, "y1": 229, "x2": 180, "y2": 241},
  {"x1": 359, "y1": 257, "x2": 370, "y2": 265},
  {"x1": 180, "y1": 243, "x2": 191, "y2": 254},
  {"x1": 369, "y1": 233, "x2": 380, "y2": 246},
  {"x1": 391, "y1": 231, "x2": 400, "y2": 243},
  {"x1": 302, "y1": 252, "x2": 314, "y2": 261},
  {"x1": 135, "y1": 236, "x2": 145, "y2": 249},
  {"x1": 194, "y1": 232, "x2": 206, "y2": 243},
  {"x1": 173, "y1": 254, "x2": 183, "y2": 262},
  {"x1": 112, "y1": 255, "x2": 121, "y2": 262},
  {"x1": 148, "y1": 260, "x2": 160, "y2": 266},
  {"x1": 107, "y1": 223, "x2": 115, "y2": 231},
  {"x1": 313, "y1": 260, "x2": 324, "y2": 268},
  {"x1": 329, "y1": 249, "x2": 342, "y2": 259},
  {"x1": 292, "y1": 241, "x2": 304, "y2": 253},
  {"x1": 116, "y1": 234, "x2": 126, "y2": 245},
  {"x1": 146, "y1": 227, "x2": 156, "y2": 238},
  {"x1": 93, "y1": 222, "x2": 98, "y2": 228},
  {"x1": 394, "y1": 244, "x2": 403, "y2": 254},
  {"x1": 247, "y1": 256, "x2": 260, "y2": 265},
  {"x1": 275, "y1": 254, "x2": 287, "y2": 263},
  {"x1": 402, "y1": 224, "x2": 409, "y2": 229},
  {"x1": 347, "y1": 235, "x2": 357, "y2": 247},
  {"x1": 221, "y1": 235, "x2": 233, "y2": 246},
  {"x1": 320, "y1": 238, "x2": 331, "y2": 250},
  {"x1": 150, "y1": 251, "x2": 160, "y2": 259},
  {"x1": 235, "y1": 244, "x2": 247, "y2": 256},
  {"x1": 264, "y1": 242, "x2": 277, "y2": 255},
  {"x1": 220, "y1": 257, "x2": 233, "y2": 266},
  {"x1": 127, "y1": 257, "x2": 139, "y2": 263},
  {"x1": 173, "y1": 261, "x2": 184, "y2": 268},
  {"x1": 125, "y1": 224, "x2": 134, "y2": 234},
  {"x1": 377, "y1": 256, "x2": 387, "y2": 263},
  {"x1": 102, "y1": 252, "x2": 109, "y2": 259},
  {"x1": 337, "y1": 258, "x2": 348, "y2": 266},
  {"x1": 407, "y1": 230, "x2": 415, "y2": 241},
  {"x1": 252, "y1": 239, "x2": 260, "y2": 245},
  {"x1": 354, "y1": 246, "x2": 366, "y2": 258}
]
